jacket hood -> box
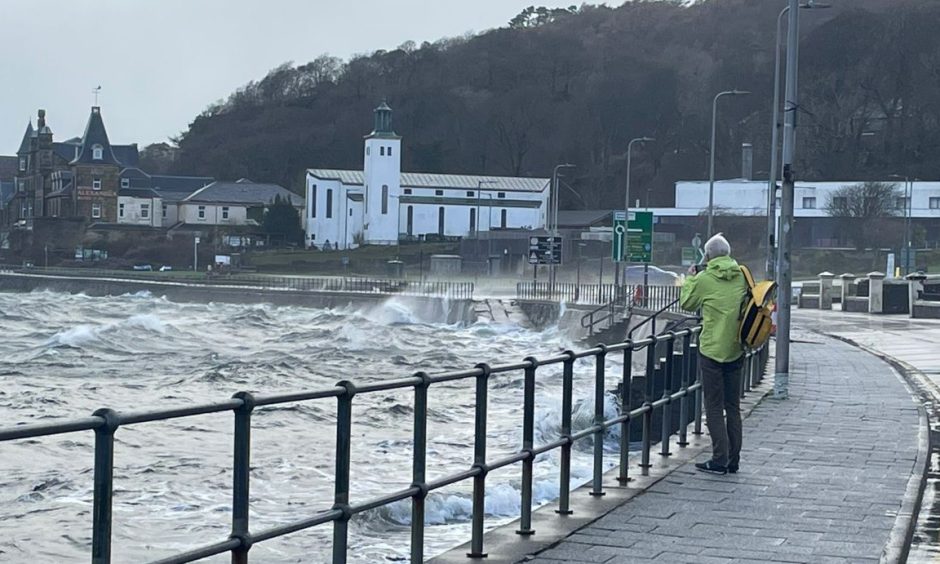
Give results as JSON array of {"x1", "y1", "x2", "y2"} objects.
[{"x1": 706, "y1": 255, "x2": 740, "y2": 280}]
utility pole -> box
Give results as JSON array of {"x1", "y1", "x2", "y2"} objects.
[{"x1": 774, "y1": 0, "x2": 801, "y2": 400}]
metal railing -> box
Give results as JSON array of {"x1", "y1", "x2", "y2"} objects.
[
  {"x1": 0, "y1": 265, "x2": 474, "y2": 299},
  {"x1": 517, "y1": 282, "x2": 682, "y2": 310},
  {"x1": 0, "y1": 328, "x2": 769, "y2": 564}
]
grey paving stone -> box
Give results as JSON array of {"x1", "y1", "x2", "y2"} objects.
[{"x1": 522, "y1": 334, "x2": 920, "y2": 564}]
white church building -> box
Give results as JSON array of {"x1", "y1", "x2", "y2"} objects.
[{"x1": 305, "y1": 103, "x2": 551, "y2": 249}]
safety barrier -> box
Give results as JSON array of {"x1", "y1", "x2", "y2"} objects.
[{"x1": 0, "y1": 328, "x2": 769, "y2": 564}]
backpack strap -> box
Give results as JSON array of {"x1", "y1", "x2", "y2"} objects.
[{"x1": 739, "y1": 264, "x2": 756, "y2": 289}]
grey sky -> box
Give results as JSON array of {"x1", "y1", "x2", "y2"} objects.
[{"x1": 1, "y1": 0, "x2": 576, "y2": 155}]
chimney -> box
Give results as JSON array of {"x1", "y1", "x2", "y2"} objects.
[
  {"x1": 37, "y1": 109, "x2": 46, "y2": 130},
  {"x1": 741, "y1": 143, "x2": 753, "y2": 180}
]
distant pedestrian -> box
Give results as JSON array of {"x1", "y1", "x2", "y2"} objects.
[{"x1": 679, "y1": 234, "x2": 747, "y2": 475}]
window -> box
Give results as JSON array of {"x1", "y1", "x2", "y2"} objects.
[
  {"x1": 91, "y1": 203, "x2": 101, "y2": 218},
  {"x1": 802, "y1": 197, "x2": 816, "y2": 209},
  {"x1": 18, "y1": 157, "x2": 26, "y2": 171},
  {"x1": 381, "y1": 185, "x2": 389, "y2": 214},
  {"x1": 349, "y1": 208, "x2": 353, "y2": 216},
  {"x1": 470, "y1": 208, "x2": 476, "y2": 233},
  {"x1": 198, "y1": 206, "x2": 206, "y2": 220},
  {"x1": 119, "y1": 203, "x2": 125, "y2": 218},
  {"x1": 438, "y1": 207, "x2": 445, "y2": 236},
  {"x1": 162, "y1": 204, "x2": 167, "y2": 218},
  {"x1": 407, "y1": 206, "x2": 414, "y2": 236},
  {"x1": 435, "y1": 189, "x2": 444, "y2": 196},
  {"x1": 366, "y1": 147, "x2": 370, "y2": 156},
  {"x1": 121, "y1": 178, "x2": 129, "y2": 189},
  {"x1": 141, "y1": 203, "x2": 150, "y2": 219},
  {"x1": 387, "y1": 146, "x2": 393, "y2": 156},
  {"x1": 311, "y1": 184, "x2": 317, "y2": 218},
  {"x1": 501, "y1": 209, "x2": 508, "y2": 228},
  {"x1": 92, "y1": 144, "x2": 103, "y2": 160},
  {"x1": 326, "y1": 189, "x2": 333, "y2": 218},
  {"x1": 221, "y1": 207, "x2": 229, "y2": 220},
  {"x1": 467, "y1": 191, "x2": 474, "y2": 197},
  {"x1": 380, "y1": 146, "x2": 385, "y2": 156},
  {"x1": 930, "y1": 197, "x2": 940, "y2": 210},
  {"x1": 497, "y1": 192, "x2": 506, "y2": 199},
  {"x1": 404, "y1": 188, "x2": 412, "y2": 195},
  {"x1": 776, "y1": 196, "x2": 781, "y2": 208},
  {"x1": 832, "y1": 196, "x2": 847, "y2": 208},
  {"x1": 93, "y1": 178, "x2": 102, "y2": 190}
]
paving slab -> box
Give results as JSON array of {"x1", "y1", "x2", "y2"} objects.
[{"x1": 520, "y1": 331, "x2": 921, "y2": 564}]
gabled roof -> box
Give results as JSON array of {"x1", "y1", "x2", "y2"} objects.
[
  {"x1": 71, "y1": 106, "x2": 120, "y2": 165},
  {"x1": 17, "y1": 122, "x2": 33, "y2": 155},
  {"x1": 183, "y1": 179, "x2": 302, "y2": 206},
  {"x1": 0, "y1": 156, "x2": 18, "y2": 181},
  {"x1": 53, "y1": 141, "x2": 81, "y2": 163},
  {"x1": 307, "y1": 169, "x2": 550, "y2": 193},
  {"x1": 151, "y1": 175, "x2": 214, "y2": 193},
  {"x1": 119, "y1": 187, "x2": 161, "y2": 199}
]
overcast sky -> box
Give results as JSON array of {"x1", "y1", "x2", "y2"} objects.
[{"x1": 1, "y1": 0, "x2": 579, "y2": 155}]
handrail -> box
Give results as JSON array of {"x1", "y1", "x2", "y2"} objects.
[
  {"x1": 628, "y1": 297, "x2": 682, "y2": 339},
  {"x1": 0, "y1": 325, "x2": 770, "y2": 564}
]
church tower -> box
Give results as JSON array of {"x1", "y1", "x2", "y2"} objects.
[{"x1": 362, "y1": 101, "x2": 401, "y2": 245}]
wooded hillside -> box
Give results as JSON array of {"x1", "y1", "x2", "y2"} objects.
[{"x1": 167, "y1": 0, "x2": 940, "y2": 209}]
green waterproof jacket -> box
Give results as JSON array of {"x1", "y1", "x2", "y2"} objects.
[{"x1": 679, "y1": 255, "x2": 746, "y2": 363}]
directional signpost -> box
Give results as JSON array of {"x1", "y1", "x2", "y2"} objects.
[
  {"x1": 528, "y1": 236, "x2": 562, "y2": 265},
  {"x1": 612, "y1": 211, "x2": 653, "y2": 263}
]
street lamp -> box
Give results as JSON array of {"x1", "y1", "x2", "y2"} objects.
[
  {"x1": 549, "y1": 163, "x2": 575, "y2": 296},
  {"x1": 708, "y1": 90, "x2": 750, "y2": 238},
  {"x1": 621, "y1": 136, "x2": 654, "y2": 288},
  {"x1": 889, "y1": 174, "x2": 915, "y2": 275},
  {"x1": 766, "y1": 1, "x2": 831, "y2": 280},
  {"x1": 474, "y1": 179, "x2": 497, "y2": 238}
]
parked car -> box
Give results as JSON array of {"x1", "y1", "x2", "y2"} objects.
[
  {"x1": 132, "y1": 264, "x2": 152, "y2": 271},
  {"x1": 623, "y1": 265, "x2": 680, "y2": 286},
  {"x1": 159, "y1": 265, "x2": 173, "y2": 272}
]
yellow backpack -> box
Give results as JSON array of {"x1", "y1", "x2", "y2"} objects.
[{"x1": 738, "y1": 265, "x2": 777, "y2": 350}]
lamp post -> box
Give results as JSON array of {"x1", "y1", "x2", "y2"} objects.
[
  {"x1": 767, "y1": 1, "x2": 831, "y2": 280},
  {"x1": 889, "y1": 174, "x2": 915, "y2": 275},
  {"x1": 708, "y1": 90, "x2": 750, "y2": 239},
  {"x1": 620, "y1": 137, "x2": 654, "y2": 290},
  {"x1": 474, "y1": 179, "x2": 497, "y2": 238},
  {"x1": 550, "y1": 164, "x2": 575, "y2": 297},
  {"x1": 483, "y1": 193, "x2": 495, "y2": 274},
  {"x1": 775, "y1": 0, "x2": 803, "y2": 400}
]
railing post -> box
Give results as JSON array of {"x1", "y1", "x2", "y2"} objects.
[
  {"x1": 740, "y1": 351, "x2": 749, "y2": 399},
  {"x1": 590, "y1": 345, "x2": 608, "y2": 497},
  {"x1": 332, "y1": 381, "x2": 356, "y2": 564},
  {"x1": 231, "y1": 392, "x2": 255, "y2": 564},
  {"x1": 678, "y1": 333, "x2": 691, "y2": 447},
  {"x1": 92, "y1": 408, "x2": 120, "y2": 564},
  {"x1": 660, "y1": 335, "x2": 675, "y2": 457},
  {"x1": 468, "y1": 363, "x2": 491, "y2": 558},
  {"x1": 517, "y1": 358, "x2": 538, "y2": 535},
  {"x1": 617, "y1": 345, "x2": 633, "y2": 484},
  {"x1": 556, "y1": 352, "x2": 576, "y2": 515},
  {"x1": 640, "y1": 337, "x2": 657, "y2": 476},
  {"x1": 743, "y1": 350, "x2": 752, "y2": 394},
  {"x1": 410, "y1": 372, "x2": 431, "y2": 562},
  {"x1": 691, "y1": 341, "x2": 703, "y2": 435}
]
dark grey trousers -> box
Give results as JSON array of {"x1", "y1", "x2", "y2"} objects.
[{"x1": 699, "y1": 353, "x2": 743, "y2": 467}]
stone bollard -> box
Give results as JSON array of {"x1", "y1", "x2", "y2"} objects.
[
  {"x1": 868, "y1": 271, "x2": 886, "y2": 314},
  {"x1": 907, "y1": 272, "x2": 927, "y2": 319},
  {"x1": 819, "y1": 272, "x2": 835, "y2": 310},
  {"x1": 839, "y1": 273, "x2": 855, "y2": 310}
]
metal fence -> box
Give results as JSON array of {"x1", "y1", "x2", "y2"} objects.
[
  {"x1": 517, "y1": 282, "x2": 682, "y2": 311},
  {"x1": 0, "y1": 265, "x2": 474, "y2": 300},
  {"x1": 0, "y1": 328, "x2": 769, "y2": 564}
]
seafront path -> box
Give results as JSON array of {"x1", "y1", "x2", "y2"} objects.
[{"x1": 496, "y1": 313, "x2": 938, "y2": 563}]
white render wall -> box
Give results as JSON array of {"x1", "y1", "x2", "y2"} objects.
[
  {"x1": 178, "y1": 203, "x2": 249, "y2": 225},
  {"x1": 117, "y1": 196, "x2": 162, "y2": 227},
  {"x1": 363, "y1": 136, "x2": 402, "y2": 245},
  {"x1": 675, "y1": 180, "x2": 940, "y2": 218}
]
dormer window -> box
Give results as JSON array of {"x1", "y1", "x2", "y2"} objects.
[
  {"x1": 92, "y1": 144, "x2": 103, "y2": 160},
  {"x1": 121, "y1": 178, "x2": 130, "y2": 189}
]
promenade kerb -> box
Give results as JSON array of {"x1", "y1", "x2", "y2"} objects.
[{"x1": 0, "y1": 325, "x2": 770, "y2": 563}]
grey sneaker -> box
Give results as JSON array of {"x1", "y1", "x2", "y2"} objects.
[{"x1": 695, "y1": 460, "x2": 727, "y2": 475}]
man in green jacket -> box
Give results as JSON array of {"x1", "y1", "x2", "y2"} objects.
[{"x1": 680, "y1": 234, "x2": 746, "y2": 475}]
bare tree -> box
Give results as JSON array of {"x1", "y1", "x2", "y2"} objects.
[{"x1": 825, "y1": 181, "x2": 901, "y2": 248}]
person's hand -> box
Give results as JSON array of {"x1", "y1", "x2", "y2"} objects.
[{"x1": 687, "y1": 264, "x2": 698, "y2": 276}]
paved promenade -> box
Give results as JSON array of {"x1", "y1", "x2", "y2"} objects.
[{"x1": 523, "y1": 330, "x2": 922, "y2": 563}]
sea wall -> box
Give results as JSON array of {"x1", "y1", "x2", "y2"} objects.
[{"x1": 0, "y1": 273, "x2": 475, "y2": 324}]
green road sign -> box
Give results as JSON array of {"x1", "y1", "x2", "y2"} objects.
[
  {"x1": 612, "y1": 211, "x2": 627, "y2": 262},
  {"x1": 627, "y1": 211, "x2": 653, "y2": 263}
]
